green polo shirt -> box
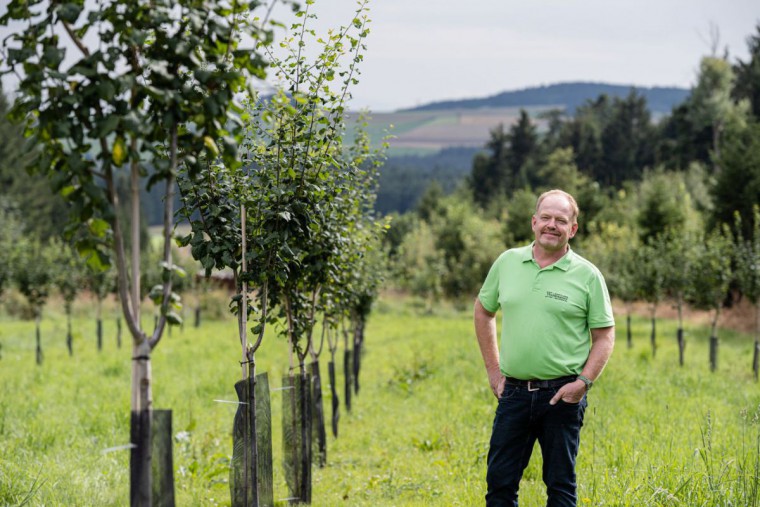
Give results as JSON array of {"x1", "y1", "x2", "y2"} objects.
[{"x1": 478, "y1": 243, "x2": 614, "y2": 380}]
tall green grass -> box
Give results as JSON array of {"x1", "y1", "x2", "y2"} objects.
[{"x1": 1, "y1": 295, "x2": 759, "y2": 506}]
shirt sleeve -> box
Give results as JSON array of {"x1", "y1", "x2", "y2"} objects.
[
  {"x1": 587, "y1": 269, "x2": 615, "y2": 328},
  {"x1": 478, "y1": 255, "x2": 502, "y2": 313}
]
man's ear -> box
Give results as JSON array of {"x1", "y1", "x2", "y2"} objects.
[{"x1": 569, "y1": 223, "x2": 578, "y2": 238}]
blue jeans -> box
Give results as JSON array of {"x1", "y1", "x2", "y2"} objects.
[{"x1": 486, "y1": 384, "x2": 587, "y2": 507}]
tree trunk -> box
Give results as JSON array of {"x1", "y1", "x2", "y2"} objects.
[
  {"x1": 35, "y1": 314, "x2": 43, "y2": 365},
  {"x1": 310, "y1": 361, "x2": 327, "y2": 467},
  {"x1": 194, "y1": 306, "x2": 201, "y2": 328},
  {"x1": 131, "y1": 339, "x2": 153, "y2": 506},
  {"x1": 299, "y1": 369, "x2": 311, "y2": 504},
  {"x1": 67, "y1": 312, "x2": 73, "y2": 357},
  {"x1": 754, "y1": 303, "x2": 760, "y2": 381},
  {"x1": 130, "y1": 159, "x2": 141, "y2": 329},
  {"x1": 117, "y1": 317, "x2": 122, "y2": 349},
  {"x1": 352, "y1": 321, "x2": 362, "y2": 395},
  {"x1": 343, "y1": 349, "x2": 352, "y2": 413},
  {"x1": 626, "y1": 313, "x2": 632, "y2": 349},
  {"x1": 709, "y1": 308, "x2": 720, "y2": 372},
  {"x1": 231, "y1": 374, "x2": 273, "y2": 507},
  {"x1": 97, "y1": 318, "x2": 103, "y2": 352},
  {"x1": 650, "y1": 306, "x2": 657, "y2": 358},
  {"x1": 231, "y1": 378, "x2": 255, "y2": 507},
  {"x1": 282, "y1": 373, "x2": 311, "y2": 504},
  {"x1": 709, "y1": 335, "x2": 719, "y2": 372},
  {"x1": 131, "y1": 407, "x2": 151, "y2": 507},
  {"x1": 676, "y1": 300, "x2": 684, "y2": 366},
  {"x1": 151, "y1": 410, "x2": 175, "y2": 507},
  {"x1": 328, "y1": 360, "x2": 339, "y2": 438}
]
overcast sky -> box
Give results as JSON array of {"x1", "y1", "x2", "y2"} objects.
[
  {"x1": 293, "y1": 0, "x2": 759, "y2": 111},
  {"x1": 2, "y1": 0, "x2": 758, "y2": 112}
]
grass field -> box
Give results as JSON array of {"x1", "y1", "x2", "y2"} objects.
[{"x1": 1, "y1": 293, "x2": 760, "y2": 506}]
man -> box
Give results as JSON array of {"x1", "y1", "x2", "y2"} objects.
[{"x1": 474, "y1": 189, "x2": 615, "y2": 507}]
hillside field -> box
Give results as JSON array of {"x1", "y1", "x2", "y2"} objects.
[
  {"x1": 1, "y1": 293, "x2": 759, "y2": 506},
  {"x1": 345, "y1": 107, "x2": 553, "y2": 155}
]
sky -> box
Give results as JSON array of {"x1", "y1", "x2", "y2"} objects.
[
  {"x1": 289, "y1": 0, "x2": 759, "y2": 111},
  {"x1": 1, "y1": 0, "x2": 758, "y2": 112}
]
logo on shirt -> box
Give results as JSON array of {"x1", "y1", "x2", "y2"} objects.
[{"x1": 545, "y1": 291, "x2": 569, "y2": 302}]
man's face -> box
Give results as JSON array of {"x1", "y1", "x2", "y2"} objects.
[{"x1": 531, "y1": 194, "x2": 578, "y2": 253}]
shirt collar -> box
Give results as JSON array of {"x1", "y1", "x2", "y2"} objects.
[{"x1": 522, "y1": 242, "x2": 573, "y2": 271}]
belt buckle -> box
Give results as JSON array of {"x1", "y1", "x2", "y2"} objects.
[{"x1": 527, "y1": 380, "x2": 539, "y2": 392}]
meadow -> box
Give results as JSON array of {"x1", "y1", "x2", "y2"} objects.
[{"x1": 1, "y1": 293, "x2": 759, "y2": 506}]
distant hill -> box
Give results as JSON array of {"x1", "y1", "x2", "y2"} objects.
[{"x1": 403, "y1": 82, "x2": 690, "y2": 115}]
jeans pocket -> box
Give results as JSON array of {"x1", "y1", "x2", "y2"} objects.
[{"x1": 498, "y1": 385, "x2": 517, "y2": 402}]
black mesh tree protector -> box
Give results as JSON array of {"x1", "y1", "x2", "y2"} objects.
[
  {"x1": 328, "y1": 361, "x2": 339, "y2": 438},
  {"x1": 282, "y1": 373, "x2": 312, "y2": 504},
  {"x1": 230, "y1": 373, "x2": 274, "y2": 507},
  {"x1": 710, "y1": 336, "x2": 719, "y2": 371},
  {"x1": 97, "y1": 318, "x2": 103, "y2": 351},
  {"x1": 309, "y1": 361, "x2": 327, "y2": 467},
  {"x1": 35, "y1": 321, "x2": 42, "y2": 365},
  {"x1": 130, "y1": 409, "x2": 151, "y2": 507},
  {"x1": 66, "y1": 318, "x2": 73, "y2": 356},
  {"x1": 352, "y1": 339, "x2": 361, "y2": 395},
  {"x1": 151, "y1": 409, "x2": 176, "y2": 507},
  {"x1": 343, "y1": 349, "x2": 352, "y2": 412}
]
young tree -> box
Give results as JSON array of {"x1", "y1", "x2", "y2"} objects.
[
  {"x1": 177, "y1": 2, "x2": 375, "y2": 502},
  {"x1": 634, "y1": 241, "x2": 665, "y2": 357},
  {"x1": 686, "y1": 228, "x2": 733, "y2": 372},
  {"x1": 1, "y1": 0, "x2": 274, "y2": 502},
  {"x1": 86, "y1": 263, "x2": 116, "y2": 351},
  {"x1": 578, "y1": 221, "x2": 639, "y2": 348},
  {"x1": 658, "y1": 229, "x2": 699, "y2": 366},
  {"x1": 52, "y1": 240, "x2": 87, "y2": 356},
  {"x1": 733, "y1": 207, "x2": 760, "y2": 379},
  {"x1": 11, "y1": 238, "x2": 57, "y2": 365}
]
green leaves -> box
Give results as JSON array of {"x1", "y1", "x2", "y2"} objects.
[
  {"x1": 173, "y1": 0, "x2": 382, "y2": 358},
  {"x1": 55, "y1": 3, "x2": 83, "y2": 24}
]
